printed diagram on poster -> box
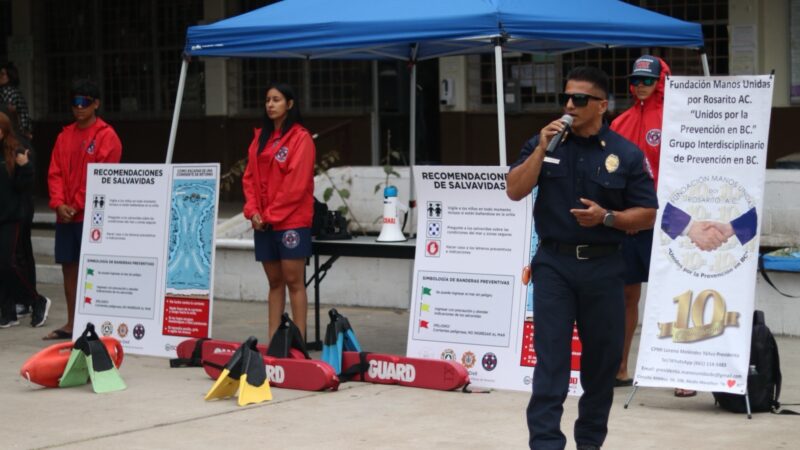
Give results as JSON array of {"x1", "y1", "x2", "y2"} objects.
[
  {"x1": 635, "y1": 76, "x2": 774, "y2": 394},
  {"x1": 74, "y1": 163, "x2": 220, "y2": 357},
  {"x1": 407, "y1": 166, "x2": 542, "y2": 392},
  {"x1": 163, "y1": 171, "x2": 217, "y2": 339}
]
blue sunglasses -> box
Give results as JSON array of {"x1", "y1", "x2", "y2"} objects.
[{"x1": 72, "y1": 95, "x2": 95, "y2": 108}]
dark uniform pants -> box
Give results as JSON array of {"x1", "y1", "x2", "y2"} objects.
[{"x1": 527, "y1": 246, "x2": 625, "y2": 449}]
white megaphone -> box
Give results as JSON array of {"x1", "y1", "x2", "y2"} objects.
[{"x1": 376, "y1": 185, "x2": 408, "y2": 242}]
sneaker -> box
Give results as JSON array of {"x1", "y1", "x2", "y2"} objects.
[
  {"x1": 16, "y1": 304, "x2": 31, "y2": 316},
  {"x1": 0, "y1": 318, "x2": 20, "y2": 328},
  {"x1": 31, "y1": 296, "x2": 52, "y2": 328}
]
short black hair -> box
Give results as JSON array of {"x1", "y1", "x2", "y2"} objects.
[
  {"x1": 257, "y1": 83, "x2": 304, "y2": 154},
  {"x1": 0, "y1": 61, "x2": 19, "y2": 86},
  {"x1": 70, "y1": 78, "x2": 101, "y2": 100},
  {"x1": 565, "y1": 66, "x2": 609, "y2": 98}
]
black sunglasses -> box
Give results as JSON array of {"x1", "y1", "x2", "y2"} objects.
[
  {"x1": 72, "y1": 95, "x2": 95, "y2": 108},
  {"x1": 630, "y1": 77, "x2": 656, "y2": 87},
  {"x1": 557, "y1": 92, "x2": 604, "y2": 107}
]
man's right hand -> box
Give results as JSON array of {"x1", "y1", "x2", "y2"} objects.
[
  {"x1": 57, "y1": 204, "x2": 76, "y2": 222},
  {"x1": 538, "y1": 118, "x2": 569, "y2": 152}
]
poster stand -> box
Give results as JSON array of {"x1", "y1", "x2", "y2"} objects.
[{"x1": 623, "y1": 385, "x2": 753, "y2": 419}]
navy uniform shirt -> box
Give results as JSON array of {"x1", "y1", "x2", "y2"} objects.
[{"x1": 510, "y1": 124, "x2": 658, "y2": 245}]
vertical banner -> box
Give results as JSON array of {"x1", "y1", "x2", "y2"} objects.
[
  {"x1": 635, "y1": 76, "x2": 774, "y2": 394},
  {"x1": 407, "y1": 166, "x2": 576, "y2": 392},
  {"x1": 75, "y1": 163, "x2": 220, "y2": 357}
]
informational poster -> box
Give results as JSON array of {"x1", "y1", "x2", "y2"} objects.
[
  {"x1": 74, "y1": 164, "x2": 220, "y2": 357},
  {"x1": 635, "y1": 76, "x2": 774, "y2": 394},
  {"x1": 406, "y1": 166, "x2": 580, "y2": 392}
]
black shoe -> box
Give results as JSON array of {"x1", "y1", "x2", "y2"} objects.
[
  {"x1": 577, "y1": 445, "x2": 600, "y2": 450},
  {"x1": 16, "y1": 304, "x2": 31, "y2": 316},
  {"x1": 0, "y1": 318, "x2": 20, "y2": 328},
  {"x1": 31, "y1": 296, "x2": 52, "y2": 328}
]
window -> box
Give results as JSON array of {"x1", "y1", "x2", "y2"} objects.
[
  {"x1": 237, "y1": 0, "x2": 372, "y2": 114},
  {"x1": 479, "y1": 54, "x2": 560, "y2": 108},
  {"x1": 477, "y1": 0, "x2": 729, "y2": 110},
  {"x1": 0, "y1": 0, "x2": 11, "y2": 63},
  {"x1": 241, "y1": 59, "x2": 304, "y2": 109},
  {"x1": 42, "y1": 0, "x2": 204, "y2": 117}
]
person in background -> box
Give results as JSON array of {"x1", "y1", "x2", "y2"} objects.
[
  {"x1": 242, "y1": 83, "x2": 315, "y2": 340},
  {"x1": 0, "y1": 62, "x2": 33, "y2": 139},
  {"x1": 609, "y1": 55, "x2": 695, "y2": 398},
  {"x1": 44, "y1": 79, "x2": 122, "y2": 340},
  {"x1": 507, "y1": 66, "x2": 657, "y2": 450},
  {"x1": 0, "y1": 104, "x2": 50, "y2": 327},
  {"x1": 0, "y1": 111, "x2": 50, "y2": 328}
]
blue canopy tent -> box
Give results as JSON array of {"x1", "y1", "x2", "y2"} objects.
[{"x1": 172, "y1": 0, "x2": 705, "y2": 167}]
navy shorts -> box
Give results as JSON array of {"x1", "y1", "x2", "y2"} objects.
[
  {"x1": 622, "y1": 228, "x2": 653, "y2": 285},
  {"x1": 254, "y1": 227, "x2": 312, "y2": 262},
  {"x1": 55, "y1": 222, "x2": 84, "y2": 264}
]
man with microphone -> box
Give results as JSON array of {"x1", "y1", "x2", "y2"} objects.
[{"x1": 507, "y1": 67, "x2": 657, "y2": 450}]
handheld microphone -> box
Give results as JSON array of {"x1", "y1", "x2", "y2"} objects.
[{"x1": 546, "y1": 114, "x2": 573, "y2": 153}]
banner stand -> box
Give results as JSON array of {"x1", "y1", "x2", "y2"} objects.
[
  {"x1": 622, "y1": 73, "x2": 774, "y2": 420},
  {"x1": 625, "y1": 385, "x2": 754, "y2": 419}
]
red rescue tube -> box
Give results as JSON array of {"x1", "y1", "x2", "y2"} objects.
[
  {"x1": 20, "y1": 337, "x2": 124, "y2": 388},
  {"x1": 342, "y1": 351, "x2": 469, "y2": 391},
  {"x1": 200, "y1": 340, "x2": 339, "y2": 392}
]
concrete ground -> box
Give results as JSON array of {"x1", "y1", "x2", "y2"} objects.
[{"x1": 3, "y1": 282, "x2": 800, "y2": 450}]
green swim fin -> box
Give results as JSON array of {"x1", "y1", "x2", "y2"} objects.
[
  {"x1": 59, "y1": 335, "x2": 89, "y2": 388},
  {"x1": 86, "y1": 339, "x2": 126, "y2": 393}
]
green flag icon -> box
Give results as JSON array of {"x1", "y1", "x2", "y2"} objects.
[
  {"x1": 422, "y1": 287, "x2": 432, "y2": 296},
  {"x1": 420, "y1": 303, "x2": 430, "y2": 312},
  {"x1": 87, "y1": 268, "x2": 94, "y2": 276}
]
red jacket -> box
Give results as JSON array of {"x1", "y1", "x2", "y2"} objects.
[
  {"x1": 610, "y1": 57, "x2": 671, "y2": 188},
  {"x1": 242, "y1": 123, "x2": 315, "y2": 230},
  {"x1": 48, "y1": 118, "x2": 122, "y2": 223}
]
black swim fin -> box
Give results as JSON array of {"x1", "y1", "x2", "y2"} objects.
[{"x1": 267, "y1": 313, "x2": 310, "y2": 359}]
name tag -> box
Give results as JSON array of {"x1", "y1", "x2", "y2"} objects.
[{"x1": 544, "y1": 156, "x2": 560, "y2": 165}]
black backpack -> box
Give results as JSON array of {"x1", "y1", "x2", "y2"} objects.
[
  {"x1": 311, "y1": 197, "x2": 328, "y2": 236},
  {"x1": 712, "y1": 310, "x2": 789, "y2": 414}
]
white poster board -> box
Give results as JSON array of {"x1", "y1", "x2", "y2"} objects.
[
  {"x1": 635, "y1": 76, "x2": 774, "y2": 394},
  {"x1": 74, "y1": 163, "x2": 220, "y2": 357},
  {"x1": 406, "y1": 166, "x2": 581, "y2": 392}
]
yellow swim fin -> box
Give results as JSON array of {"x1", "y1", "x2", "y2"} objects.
[
  {"x1": 237, "y1": 342, "x2": 271, "y2": 406},
  {"x1": 204, "y1": 343, "x2": 245, "y2": 401}
]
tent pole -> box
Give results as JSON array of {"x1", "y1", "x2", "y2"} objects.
[
  {"x1": 165, "y1": 57, "x2": 189, "y2": 164},
  {"x1": 371, "y1": 61, "x2": 380, "y2": 165},
  {"x1": 407, "y1": 60, "x2": 417, "y2": 236},
  {"x1": 409, "y1": 63, "x2": 417, "y2": 167},
  {"x1": 700, "y1": 50, "x2": 710, "y2": 76},
  {"x1": 494, "y1": 42, "x2": 508, "y2": 166}
]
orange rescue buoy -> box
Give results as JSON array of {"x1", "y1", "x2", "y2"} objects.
[{"x1": 20, "y1": 337, "x2": 124, "y2": 388}]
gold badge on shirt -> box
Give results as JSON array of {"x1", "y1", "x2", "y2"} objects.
[{"x1": 605, "y1": 154, "x2": 620, "y2": 173}]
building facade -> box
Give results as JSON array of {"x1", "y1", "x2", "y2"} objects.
[{"x1": 1, "y1": 0, "x2": 797, "y2": 198}]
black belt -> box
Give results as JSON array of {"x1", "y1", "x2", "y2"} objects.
[{"x1": 542, "y1": 240, "x2": 620, "y2": 260}]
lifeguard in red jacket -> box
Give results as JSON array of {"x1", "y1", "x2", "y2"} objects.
[
  {"x1": 242, "y1": 83, "x2": 315, "y2": 340},
  {"x1": 45, "y1": 79, "x2": 122, "y2": 341},
  {"x1": 610, "y1": 55, "x2": 697, "y2": 397}
]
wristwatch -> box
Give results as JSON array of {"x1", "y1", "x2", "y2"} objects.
[{"x1": 602, "y1": 209, "x2": 616, "y2": 227}]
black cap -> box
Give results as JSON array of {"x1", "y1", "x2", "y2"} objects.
[{"x1": 629, "y1": 55, "x2": 661, "y2": 78}]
